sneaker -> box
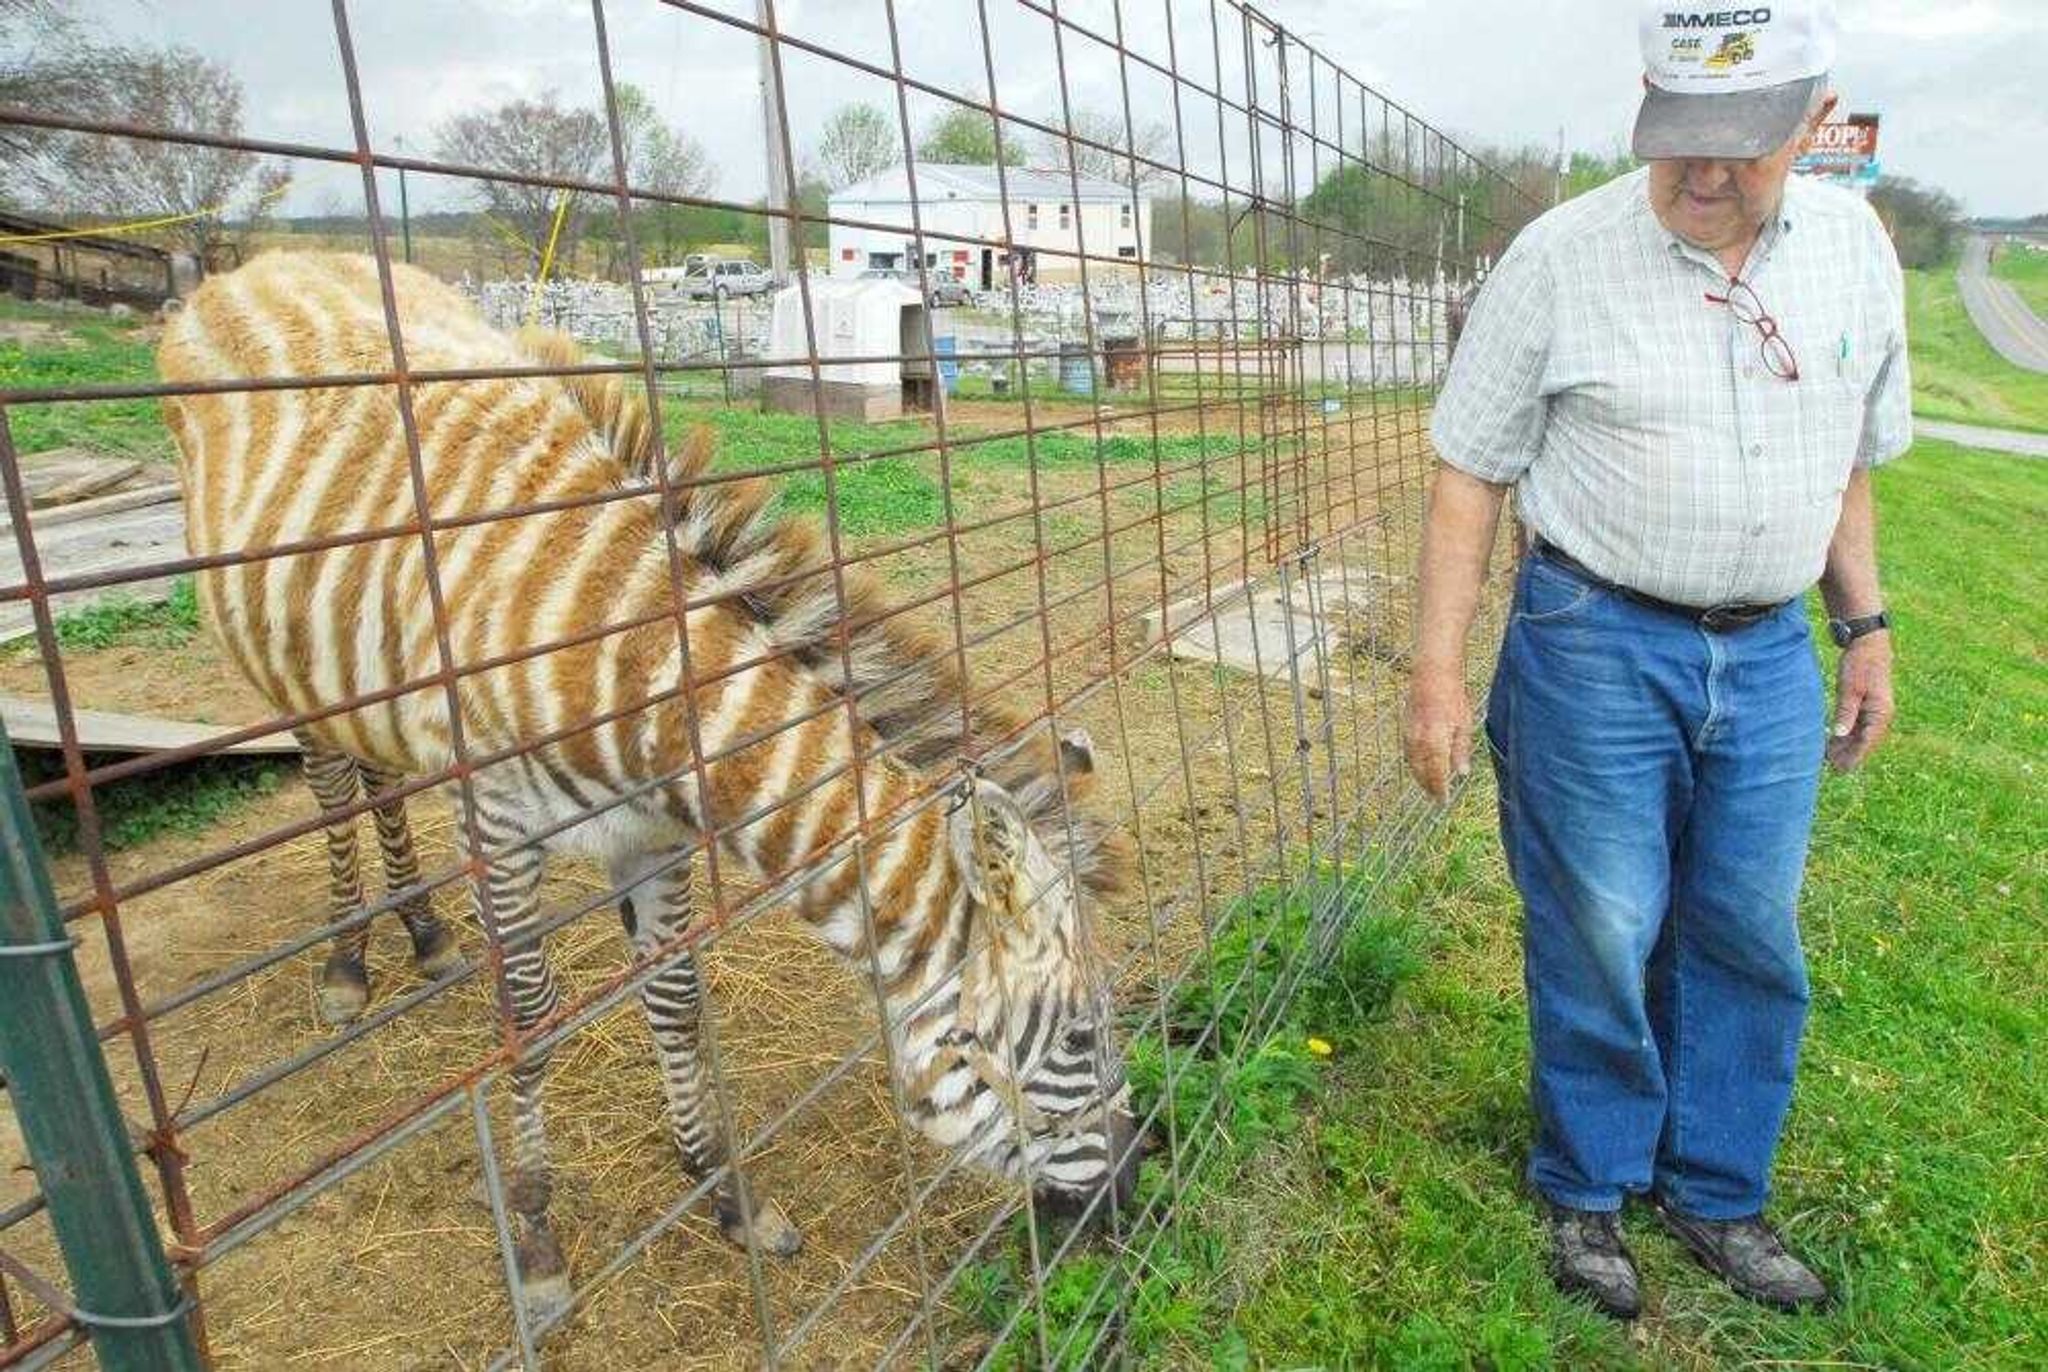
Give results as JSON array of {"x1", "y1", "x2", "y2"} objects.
[
  {"x1": 1650, "y1": 1197, "x2": 1832, "y2": 1312},
  {"x1": 1541, "y1": 1200, "x2": 1641, "y2": 1320}
]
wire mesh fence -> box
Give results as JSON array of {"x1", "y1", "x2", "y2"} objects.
[{"x1": 0, "y1": 1, "x2": 1537, "y2": 1366}]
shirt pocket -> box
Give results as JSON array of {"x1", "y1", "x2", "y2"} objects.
[{"x1": 1796, "y1": 374, "x2": 1864, "y2": 506}]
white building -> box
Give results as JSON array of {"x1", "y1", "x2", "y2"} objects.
[{"x1": 827, "y1": 163, "x2": 1151, "y2": 288}]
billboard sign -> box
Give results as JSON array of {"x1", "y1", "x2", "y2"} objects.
[{"x1": 1794, "y1": 113, "x2": 1881, "y2": 195}]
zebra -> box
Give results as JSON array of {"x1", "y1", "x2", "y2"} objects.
[
  {"x1": 297, "y1": 323, "x2": 665, "y2": 1028},
  {"x1": 158, "y1": 251, "x2": 1139, "y2": 1317}
]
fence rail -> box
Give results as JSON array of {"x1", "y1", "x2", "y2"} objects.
[{"x1": 0, "y1": 1, "x2": 1535, "y2": 1366}]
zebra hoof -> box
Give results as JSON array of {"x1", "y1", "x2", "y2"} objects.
[
  {"x1": 410, "y1": 918, "x2": 465, "y2": 980},
  {"x1": 316, "y1": 957, "x2": 370, "y2": 1025},
  {"x1": 720, "y1": 1197, "x2": 803, "y2": 1258},
  {"x1": 516, "y1": 1232, "x2": 573, "y2": 1327},
  {"x1": 518, "y1": 1268, "x2": 573, "y2": 1327}
]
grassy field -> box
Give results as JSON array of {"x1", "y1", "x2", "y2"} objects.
[
  {"x1": 0, "y1": 296, "x2": 170, "y2": 459},
  {"x1": 1904, "y1": 265, "x2": 2048, "y2": 433},
  {"x1": 966, "y1": 438, "x2": 2040, "y2": 1368},
  {"x1": 1989, "y1": 242, "x2": 2048, "y2": 320}
]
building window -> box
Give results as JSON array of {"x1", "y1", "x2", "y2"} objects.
[
  {"x1": 1058, "y1": 204, "x2": 1071, "y2": 230},
  {"x1": 1027, "y1": 204, "x2": 1040, "y2": 230},
  {"x1": 1118, "y1": 245, "x2": 1137, "y2": 258},
  {"x1": 1119, "y1": 203, "x2": 1132, "y2": 230}
]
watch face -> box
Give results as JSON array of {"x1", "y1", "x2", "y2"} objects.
[{"x1": 1829, "y1": 619, "x2": 1851, "y2": 647}]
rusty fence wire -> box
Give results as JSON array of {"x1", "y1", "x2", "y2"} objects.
[{"x1": 0, "y1": 1, "x2": 1537, "y2": 1366}]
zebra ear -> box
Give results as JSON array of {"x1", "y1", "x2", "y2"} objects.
[{"x1": 949, "y1": 779, "x2": 1029, "y2": 915}]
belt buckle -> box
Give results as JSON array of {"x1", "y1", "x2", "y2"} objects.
[{"x1": 1700, "y1": 603, "x2": 1758, "y2": 632}]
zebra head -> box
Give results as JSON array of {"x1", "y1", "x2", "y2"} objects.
[{"x1": 900, "y1": 770, "x2": 1139, "y2": 1222}]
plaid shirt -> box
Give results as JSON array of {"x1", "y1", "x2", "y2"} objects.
[{"x1": 1430, "y1": 166, "x2": 1911, "y2": 608}]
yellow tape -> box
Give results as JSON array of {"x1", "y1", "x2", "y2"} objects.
[
  {"x1": 0, "y1": 177, "x2": 298, "y2": 247},
  {"x1": 525, "y1": 195, "x2": 573, "y2": 325}
]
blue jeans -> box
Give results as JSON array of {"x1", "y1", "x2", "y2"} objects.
[{"x1": 1485, "y1": 552, "x2": 1824, "y2": 1219}]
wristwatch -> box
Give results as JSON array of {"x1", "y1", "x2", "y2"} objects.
[{"x1": 1828, "y1": 610, "x2": 1891, "y2": 647}]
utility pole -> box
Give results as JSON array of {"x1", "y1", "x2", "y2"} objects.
[
  {"x1": 757, "y1": 0, "x2": 791, "y2": 282},
  {"x1": 1554, "y1": 127, "x2": 1567, "y2": 206},
  {"x1": 395, "y1": 134, "x2": 413, "y2": 264}
]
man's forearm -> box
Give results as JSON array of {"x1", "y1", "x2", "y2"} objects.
[
  {"x1": 1819, "y1": 467, "x2": 1883, "y2": 619},
  {"x1": 1415, "y1": 465, "x2": 1512, "y2": 669}
]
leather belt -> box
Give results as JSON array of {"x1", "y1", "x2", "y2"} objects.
[{"x1": 1529, "y1": 539, "x2": 1786, "y2": 633}]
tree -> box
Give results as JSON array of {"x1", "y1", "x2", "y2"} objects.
[
  {"x1": 915, "y1": 104, "x2": 1023, "y2": 166},
  {"x1": 613, "y1": 83, "x2": 716, "y2": 200},
  {"x1": 1868, "y1": 176, "x2": 1962, "y2": 269},
  {"x1": 43, "y1": 48, "x2": 284, "y2": 272},
  {"x1": 812, "y1": 102, "x2": 901, "y2": 189},
  {"x1": 1039, "y1": 107, "x2": 1172, "y2": 187},
  {"x1": 600, "y1": 83, "x2": 719, "y2": 271},
  {"x1": 435, "y1": 91, "x2": 610, "y2": 274},
  {"x1": 0, "y1": 0, "x2": 123, "y2": 196}
]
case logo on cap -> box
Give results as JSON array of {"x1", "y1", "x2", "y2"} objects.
[{"x1": 1704, "y1": 32, "x2": 1757, "y2": 68}]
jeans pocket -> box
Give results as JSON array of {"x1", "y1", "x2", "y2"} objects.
[{"x1": 1515, "y1": 556, "x2": 1606, "y2": 625}]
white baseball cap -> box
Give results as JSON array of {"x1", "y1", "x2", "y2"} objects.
[{"x1": 1632, "y1": 1, "x2": 1836, "y2": 160}]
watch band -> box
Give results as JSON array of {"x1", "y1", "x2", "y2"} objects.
[{"x1": 1829, "y1": 610, "x2": 1890, "y2": 647}]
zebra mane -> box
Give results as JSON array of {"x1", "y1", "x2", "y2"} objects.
[{"x1": 515, "y1": 328, "x2": 1132, "y2": 899}]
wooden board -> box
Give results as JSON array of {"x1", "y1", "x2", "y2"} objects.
[
  {"x1": 0, "y1": 696, "x2": 300, "y2": 756},
  {"x1": 0, "y1": 494, "x2": 188, "y2": 645}
]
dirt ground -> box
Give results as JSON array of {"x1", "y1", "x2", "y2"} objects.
[{"x1": 0, "y1": 398, "x2": 1442, "y2": 1369}]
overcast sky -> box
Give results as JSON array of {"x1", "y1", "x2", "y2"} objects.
[{"x1": 57, "y1": 0, "x2": 2048, "y2": 220}]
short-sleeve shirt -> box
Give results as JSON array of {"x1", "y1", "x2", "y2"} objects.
[{"x1": 1429, "y1": 166, "x2": 1911, "y2": 608}]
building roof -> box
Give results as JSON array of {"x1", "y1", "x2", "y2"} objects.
[{"x1": 830, "y1": 162, "x2": 1141, "y2": 206}]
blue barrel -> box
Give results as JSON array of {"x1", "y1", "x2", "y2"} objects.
[
  {"x1": 934, "y1": 335, "x2": 959, "y2": 396},
  {"x1": 1058, "y1": 342, "x2": 1096, "y2": 395}
]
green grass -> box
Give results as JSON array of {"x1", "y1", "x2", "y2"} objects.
[
  {"x1": 1988, "y1": 243, "x2": 2048, "y2": 320},
  {"x1": 1905, "y1": 265, "x2": 2048, "y2": 433},
  {"x1": 957, "y1": 865, "x2": 1430, "y2": 1368},
  {"x1": 668, "y1": 402, "x2": 1249, "y2": 536},
  {"x1": 0, "y1": 299, "x2": 171, "y2": 459},
  {"x1": 1017, "y1": 439, "x2": 2042, "y2": 1368},
  {"x1": 22, "y1": 576, "x2": 202, "y2": 654},
  {"x1": 20, "y1": 747, "x2": 290, "y2": 854}
]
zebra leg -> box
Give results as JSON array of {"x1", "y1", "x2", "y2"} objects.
[
  {"x1": 356, "y1": 760, "x2": 462, "y2": 980},
  {"x1": 473, "y1": 795, "x2": 574, "y2": 1321},
  {"x1": 300, "y1": 734, "x2": 374, "y2": 1025},
  {"x1": 610, "y1": 853, "x2": 802, "y2": 1258}
]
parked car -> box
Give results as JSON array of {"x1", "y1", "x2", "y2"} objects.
[
  {"x1": 858, "y1": 267, "x2": 974, "y2": 309},
  {"x1": 674, "y1": 258, "x2": 774, "y2": 299}
]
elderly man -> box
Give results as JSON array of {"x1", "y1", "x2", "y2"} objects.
[{"x1": 1405, "y1": 0, "x2": 1907, "y2": 1320}]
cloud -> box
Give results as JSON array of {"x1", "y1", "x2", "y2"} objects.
[{"x1": 50, "y1": 0, "x2": 2048, "y2": 218}]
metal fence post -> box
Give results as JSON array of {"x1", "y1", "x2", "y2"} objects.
[{"x1": 0, "y1": 719, "x2": 203, "y2": 1372}]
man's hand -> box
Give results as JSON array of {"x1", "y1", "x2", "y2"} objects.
[
  {"x1": 1404, "y1": 658, "x2": 1475, "y2": 801},
  {"x1": 1826, "y1": 633, "x2": 1894, "y2": 771}
]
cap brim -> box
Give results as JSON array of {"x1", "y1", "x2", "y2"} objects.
[{"x1": 1631, "y1": 75, "x2": 1821, "y2": 160}]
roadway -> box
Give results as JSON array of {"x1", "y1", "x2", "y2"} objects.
[{"x1": 1957, "y1": 235, "x2": 2048, "y2": 373}]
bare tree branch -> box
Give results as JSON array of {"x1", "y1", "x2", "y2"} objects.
[{"x1": 434, "y1": 90, "x2": 611, "y2": 273}]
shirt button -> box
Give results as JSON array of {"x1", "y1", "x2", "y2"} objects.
[
  {"x1": 1749, "y1": 522, "x2": 1766, "y2": 537},
  {"x1": 1750, "y1": 442, "x2": 1764, "y2": 457}
]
